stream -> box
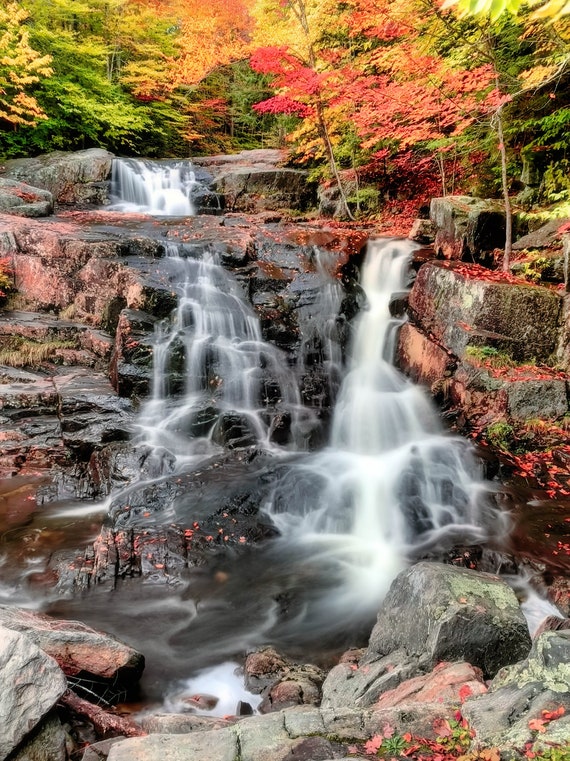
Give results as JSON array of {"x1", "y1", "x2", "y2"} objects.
[{"x1": 0, "y1": 159, "x2": 567, "y2": 715}]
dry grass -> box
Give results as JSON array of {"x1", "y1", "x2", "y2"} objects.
[{"x1": 0, "y1": 337, "x2": 78, "y2": 367}]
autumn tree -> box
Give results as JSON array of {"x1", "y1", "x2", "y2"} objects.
[
  {"x1": 0, "y1": 2, "x2": 52, "y2": 128},
  {"x1": 251, "y1": 0, "x2": 357, "y2": 218}
]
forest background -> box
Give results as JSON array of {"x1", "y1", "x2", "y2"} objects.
[{"x1": 2, "y1": 0, "x2": 570, "y2": 216}]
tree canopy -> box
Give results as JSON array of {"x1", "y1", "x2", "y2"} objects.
[{"x1": 2, "y1": 0, "x2": 570, "y2": 216}]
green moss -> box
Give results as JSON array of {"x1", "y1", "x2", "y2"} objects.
[
  {"x1": 446, "y1": 573, "x2": 518, "y2": 611},
  {"x1": 485, "y1": 421, "x2": 515, "y2": 450}
]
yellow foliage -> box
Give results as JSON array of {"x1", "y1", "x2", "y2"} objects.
[{"x1": 0, "y1": 1, "x2": 53, "y2": 125}]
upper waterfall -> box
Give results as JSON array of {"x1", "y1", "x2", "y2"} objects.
[{"x1": 110, "y1": 158, "x2": 198, "y2": 216}]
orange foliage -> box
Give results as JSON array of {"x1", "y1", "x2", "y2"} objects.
[{"x1": 139, "y1": 0, "x2": 254, "y2": 86}]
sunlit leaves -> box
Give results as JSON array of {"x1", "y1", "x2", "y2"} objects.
[
  {"x1": 441, "y1": 0, "x2": 570, "y2": 21},
  {"x1": 0, "y1": 2, "x2": 53, "y2": 125}
]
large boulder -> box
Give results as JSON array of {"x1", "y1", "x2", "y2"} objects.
[
  {"x1": 0, "y1": 179, "x2": 53, "y2": 217},
  {"x1": 212, "y1": 167, "x2": 316, "y2": 213},
  {"x1": 0, "y1": 625, "x2": 67, "y2": 759},
  {"x1": 449, "y1": 360, "x2": 569, "y2": 426},
  {"x1": 408, "y1": 261, "x2": 563, "y2": 362},
  {"x1": 430, "y1": 196, "x2": 506, "y2": 261},
  {"x1": 2, "y1": 148, "x2": 113, "y2": 206},
  {"x1": 367, "y1": 562, "x2": 532, "y2": 679},
  {"x1": 195, "y1": 149, "x2": 316, "y2": 213}
]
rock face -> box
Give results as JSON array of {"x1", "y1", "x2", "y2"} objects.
[
  {"x1": 0, "y1": 179, "x2": 53, "y2": 217},
  {"x1": 408, "y1": 262, "x2": 562, "y2": 363},
  {"x1": 462, "y1": 630, "x2": 570, "y2": 751},
  {"x1": 430, "y1": 196, "x2": 506, "y2": 261},
  {"x1": 0, "y1": 625, "x2": 67, "y2": 760},
  {"x1": 2, "y1": 149, "x2": 114, "y2": 206},
  {"x1": 399, "y1": 258, "x2": 570, "y2": 431}
]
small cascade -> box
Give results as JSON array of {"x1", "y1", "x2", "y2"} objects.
[
  {"x1": 110, "y1": 158, "x2": 197, "y2": 216},
  {"x1": 136, "y1": 247, "x2": 317, "y2": 463},
  {"x1": 264, "y1": 238, "x2": 504, "y2": 631}
]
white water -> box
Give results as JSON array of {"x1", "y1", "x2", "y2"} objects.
[
  {"x1": 264, "y1": 239, "x2": 504, "y2": 626},
  {"x1": 136, "y1": 250, "x2": 317, "y2": 462},
  {"x1": 110, "y1": 158, "x2": 197, "y2": 216}
]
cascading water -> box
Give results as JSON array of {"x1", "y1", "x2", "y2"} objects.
[
  {"x1": 262, "y1": 238, "x2": 503, "y2": 634},
  {"x1": 110, "y1": 158, "x2": 197, "y2": 216},
  {"x1": 136, "y1": 247, "x2": 317, "y2": 462}
]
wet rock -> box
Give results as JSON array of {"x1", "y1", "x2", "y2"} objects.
[
  {"x1": 244, "y1": 647, "x2": 293, "y2": 694},
  {"x1": 430, "y1": 196, "x2": 506, "y2": 261},
  {"x1": 449, "y1": 360, "x2": 569, "y2": 426},
  {"x1": 212, "y1": 168, "x2": 316, "y2": 213},
  {"x1": 139, "y1": 714, "x2": 234, "y2": 734},
  {"x1": 462, "y1": 632, "x2": 570, "y2": 751},
  {"x1": 197, "y1": 150, "x2": 316, "y2": 215},
  {"x1": 492, "y1": 629, "x2": 570, "y2": 693},
  {"x1": 0, "y1": 605, "x2": 144, "y2": 686},
  {"x1": 367, "y1": 562, "x2": 532, "y2": 679},
  {"x1": 259, "y1": 664, "x2": 325, "y2": 713},
  {"x1": 3, "y1": 148, "x2": 114, "y2": 206},
  {"x1": 364, "y1": 703, "x2": 462, "y2": 740},
  {"x1": 107, "y1": 727, "x2": 238, "y2": 761},
  {"x1": 397, "y1": 323, "x2": 455, "y2": 392},
  {"x1": 408, "y1": 261, "x2": 562, "y2": 362},
  {"x1": 109, "y1": 309, "x2": 156, "y2": 397},
  {"x1": 321, "y1": 650, "x2": 420, "y2": 711},
  {"x1": 0, "y1": 625, "x2": 67, "y2": 760},
  {"x1": 0, "y1": 364, "x2": 134, "y2": 485},
  {"x1": 0, "y1": 213, "x2": 175, "y2": 323},
  {"x1": 0, "y1": 178, "x2": 53, "y2": 217}
]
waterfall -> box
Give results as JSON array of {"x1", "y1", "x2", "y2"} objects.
[
  {"x1": 110, "y1": 158, "x2": 197, "y2": 216},
  {"x1": 264, "y1": 238, "x2": 502, "y2": 631},
  {"x1": 136, "y1": 248, "x2": 318, "y2": 462}
]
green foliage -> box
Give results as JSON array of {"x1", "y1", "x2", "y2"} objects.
[
  {"x1": 485, "y1": 420, "x2": 515, "y2": 449},
  {"x1": 347, "y1": 186, "x2": 381, "y2": 216},
  {"x1": 542, "y1": 159, "x2": 570, "y2": 203},
  {"x1": 184, "y1": 62, "x2": 285, "y2": 154},
  {"x1": 465, "y1": 345, "x2": 516, "y2": 366},
  {"x1": 513, "y1": 255, "x2": 558, "y2": 283}
]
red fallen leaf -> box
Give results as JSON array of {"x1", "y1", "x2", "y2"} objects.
[
  {"x1": 528, "y1": 718, "x2": 547, "y2": 732},
  {"x1": 382, "y1": 722, "x2": 395, "y2": 739},
  {"x1": 542, "y1": 706, "x2": 565, "y2": 720},
  {"x1": 364, "y1": 735, "x2": 383, "y2": 754}
]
